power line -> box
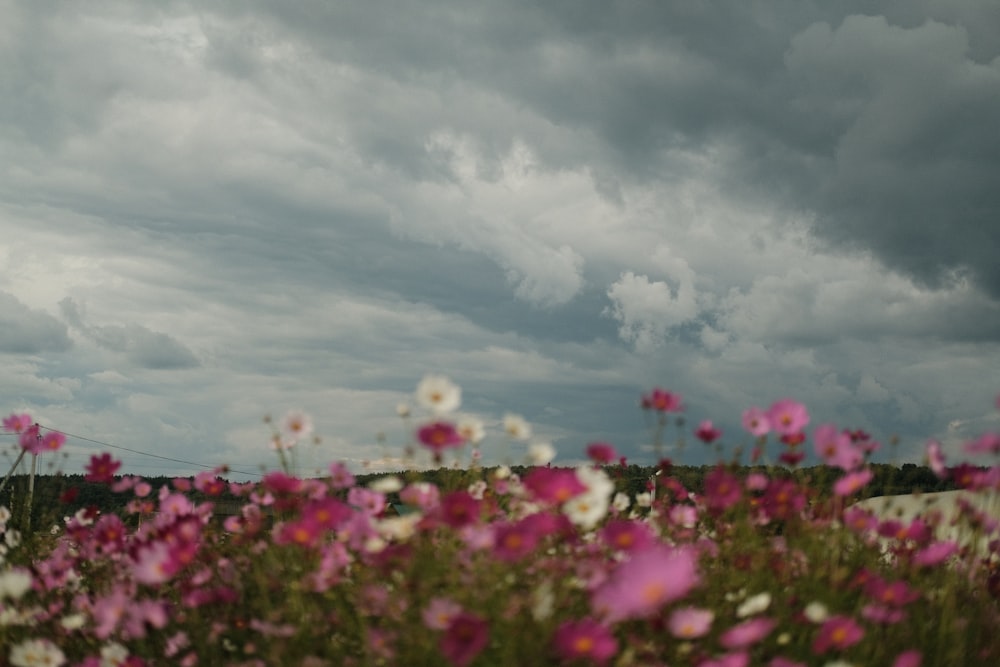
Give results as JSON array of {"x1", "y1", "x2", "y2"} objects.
[{"x1": 26, "y1": 424, "x2": 263, "y2": 478}]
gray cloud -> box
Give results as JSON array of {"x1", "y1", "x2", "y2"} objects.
[
  {"x1": 0, "y1": 291, "x2": 72, "y2": 354},
  {"x1": 59, "y1": 297, "x2": 199, "y2": 370}
]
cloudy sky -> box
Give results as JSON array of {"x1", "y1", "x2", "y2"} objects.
[{"x1": 2, "y1": 0, "x2": 999, "y2": 481}]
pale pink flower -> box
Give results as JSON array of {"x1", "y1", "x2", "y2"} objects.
[
  {"x1": 768, "y1": 399, "x2": 809, "y2": 436},
  {"x1": 668, "y1": 607, "x2": 714, "y2": 638},
  {"x1": 423, "y1": 598, "x2": 463, "y2": 630},
  {"x1": 720, "y1": 617, "x2": 776, "y2": 649},
  {"x1": 742, "y1": 407, "x2": 770, "y2": 437},
  {"x1": 833, "y1": 468, "x2": 873, "y2": 496}
]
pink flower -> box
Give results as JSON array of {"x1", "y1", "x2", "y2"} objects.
[
  {"x1": 720, "y1": 617, "x2": 776, "y2": 649},
  {"x1": 275, "y1": 518, "x2": 323, "y2": 548},
  {"x1": 586, "y1": 442, "x2": 618, "y2": 464},
  {"x1": 523, "y1": 467, "x2": 587, "y2": 504},
  {"x1": 704, "y1": 466, "x2": 743, "y2": 512},
  {"x1": 39, "y1": 431, "x2": 66, "y2": 452},
  {"x1": 552, "y1": 618, "x2": 618, "y2": 665},
  {"x1": 813, "y1": 424, "x2": 862, "y2": 471},
  {"x1": 695, "y1": 420, "x2": 723, "y2": 444},
  {"x1": 328, "y1": 462, "x2": 356, "y2": 489},
  {"x1": 668, "y1": 607, "x2": 714, "y2": 639},
  {"x1": 2, "y1": 413, "x2": 32, "y2": 433},
  {"x1": 492, "y1": 518, "x2": 542, "y2": 562},
  {"x1": 741, "y1": 407, "x2": 770, "y2": 437},
  {"x1": 913, "y1": 540, "x2": 958, "y2": 567},
  {"x1": 812, "y1": 615, "x2": 864, "y2": 654},
  {"x1": 699, "y1": 653, "x2": 749, "y2": 667},
  {"x1": 591, "y1": 545, "x2": 700, "y2": 622},
  {"x1": 770, "y1": 659, "x2": 806, "y2": 667},
  {"x1": 768, "y1": 399, "x2": 809, "y2": 436},
  {"x1": 400, "y1": 482, "x2": 440, "y2": 511},
  {"x1": 893, "y1": 650, "x2": 922, "y2": 667},
  {"x1": 964, "y1": 432, "x2": 1000, "y2": 455},
  {"x1": 417, "y1": 421, "x2": 466, "y2": 454},
  {"x1": 924, "y1": 441, "x2": 948, "y2": 476},
  {"x1": 833, "y1": 468, "x2": 873, "y2": 496},
  {"x1": 440, "y1": 612, "x2": 489, "y2": 667},
  {"x1": 642, "y1": 388, "x2": 683, "y2": 413},
  {"x1": 745, "y1": 473, "x2": 768, "y2": 491},
  {"x1": 85, "y1": 453, "x2": 122, "y2": 484},
  {"x1": 133, "y1": 541, "x2": 180, "y2": 585},
  {"x1": 423, "y1": 598, "x2": 463, "y2": 631},
  {"x1": 600, "y1": 519, "x2": 655, "y2": 553}
]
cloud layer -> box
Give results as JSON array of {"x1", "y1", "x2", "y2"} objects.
[{"x1": 1, "y1": 1, "x2": 998, "y2": 478}]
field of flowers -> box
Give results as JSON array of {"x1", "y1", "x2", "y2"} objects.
[{"x1": 1, "y1": 376, "x2": 999, "y2": 666}]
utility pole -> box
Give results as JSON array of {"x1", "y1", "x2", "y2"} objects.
[
  {"x1": 0, "y1": 448, "x2": 28, "y2": 495},
  {"x1": 26, "y1": 446, "x2": 38, "y2": 533}
]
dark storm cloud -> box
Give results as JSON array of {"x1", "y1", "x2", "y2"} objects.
[
  {"x1": 227, "y1": 1, "x2": 1000, "y2": 306},
  {"x1": 0, "y1": 291, "x2": 72, "y2": 354}
]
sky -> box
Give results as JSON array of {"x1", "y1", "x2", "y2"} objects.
[{"x1": 1, "y1": 0, "x2": 999, "y2": 481}]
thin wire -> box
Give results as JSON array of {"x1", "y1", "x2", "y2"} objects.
[{"x1": 30, "y1": 424, "x2": 263, "y2": 478}]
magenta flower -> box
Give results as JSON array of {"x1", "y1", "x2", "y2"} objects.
[
  {"x1": 964, "y1": 432, "x2": 1000, "y2": 455},
  {"x1": 440, "y1": 612, "x2": 489, "y2": 667},
  {"x1": 85, "y1": 453, "x2": 122, "y2": 484},
  {"x1": 695, "y1": 419, "x2": 723, "y2": 444},
  {"x1": 591, "y1": 545, "x2": 700, "y2": 622},
  {"x1": 768, "y1": 399, "x2": 810, "y2": 436},
  {"x1": 552, "y1": 618, "x2": 617, "y2": 665},
  {"x1": 586, "y1": 441, "x2": 618, "y2": 464},
  {"x1": 720, "y1": 617, "x2": 776, "y2": 649},
  {"x1": 812, "y1": 615, "x2": 864, "y2": 653},
  {"x1": 439, "y1": 491, "x2": 482, "y2": 528},
  {"x1": 893, "y1": 650, "x2": 923, "y2": 667},
  {"x1": 741, "y1": 407, "x2": 771, "y2": 437},
  {"x1": 833, "y1": 468, "x2": 873, "y2": 496},
  {"x1": 417, "y1": 421, "x2": 466, "y2": 454},
  {"x1": 642, "y1": 388, "x2": 683, "y2": 412},
  {"x1": 704, "y1": 466, "x2": 743, "y2": 512},
  {"x1": 668, "y1": 606, "x2": 714, "y2": 639},
  {"x1": 761, "y1": 479, "x2": 805, "y2": 521}
]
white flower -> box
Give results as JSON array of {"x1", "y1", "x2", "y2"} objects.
[
  {"x1": 0, "y1": 567, "x2": 32, "y2": 600},
  {"x1": 281, "y1": 410, "x2": 314, "y2": 442},
  {"x1": 368, "y1": 476, "x2": 403, "y2": 493},
  {"x1": 493, "y1": 465, "x2": 512, "y2": 480},
  {"x1": 531, "y1": 579, "x2": 555, "y2": 621},
  {"x1": 415, "y1": 375, "x2": 462, "y2": 414},
  {"x1": 635, "y1": 492, "x2": 653, "y2": 508},
  {"x1": 804, "y1": 601, "x2": 829, "y2": 624},
  {"x1": 563, "y1": 492, "x2": 609, "y2": 530},
  {"x1": 100, "y1": 642, "x2": 129, "y2": 667},
  {"x1": 575, "y1": 464, "x2": 614, "y2": 499},
  {"x1": 736, "y1": 592, "x2": 771, "y2": 618},
  {"x1": 527, "y1": 442, "x2": 556, "y2": 465},
  {"x1": 456, "y1": 416, "x2": 485, "y2": 444},
  {"x1": 467, "y1": 479, "x2": 488, "y2": 499},
  {"x1": 376, "y1": 514, "x2": 422, "y2": 541},
  {"x1": 612, "y1": 492, "x2": 631, "y2": 513},
  {"x1": 396, "y1": 402, "x2": 411, "y2": 417},
  {"x1": 503, "y1": 413, "x2": 532, "y2": 440},
  {"x1": 9, "y1": 638, "x2": 66, "y2": 667},
  {"x1": 0, "y1": 506, "x2": 10, "y2": 524},
  {"x1": 5, "y1": 528, "x2": 22, "y2": 547},
  {"x1": 59, "y1": 614, "x2": 86, "y2": 631}
]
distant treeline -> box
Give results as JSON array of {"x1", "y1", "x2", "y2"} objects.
[{"x1": 0, "y1": 463, "x2": 961, "y2": 534}]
